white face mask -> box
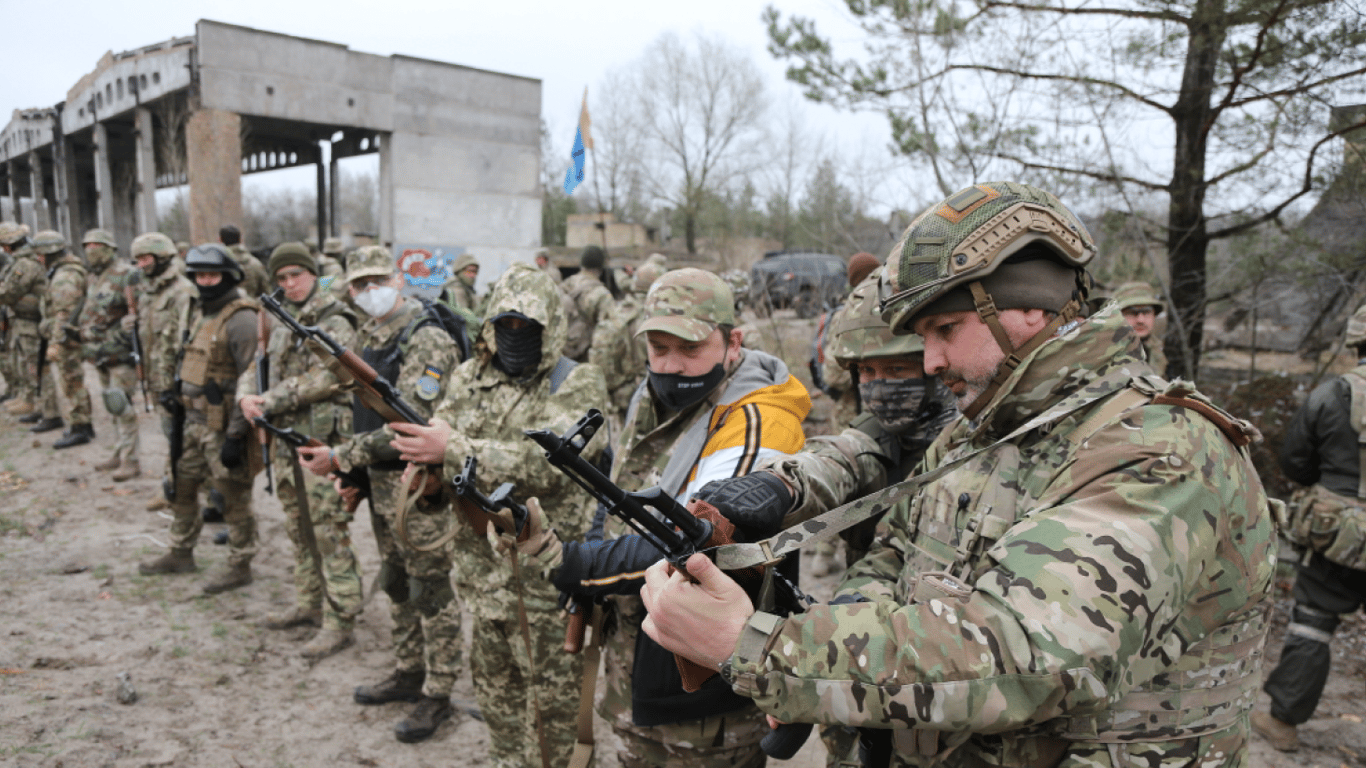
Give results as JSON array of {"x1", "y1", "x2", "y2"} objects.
[{"x1": 355, "y1": 285, "x2": 399, "y2": 317}]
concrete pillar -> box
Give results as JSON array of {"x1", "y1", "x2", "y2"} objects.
[
  {"x1": 28, "y1": 152, "x2": 49, "y2": 232},
  {"x1": 6, "y1": 161, "x2": 19, "y2": 227},
  {"x1": 378, "y1": 133, "x2": 393, "y2": 245},
  {"x1": 315, "y1": 144, "x2": 327, "y2": 251},
  {"x1": 328, "y1": 149, "x2": 339, "y2": 239},
  {"x1": 55, "y1": 135, "x2": 80, "y2": 240},
  {"x1": 92, "y1": 122, "x2": 116, "y2": 230},
  {"x1": 134, "y1": 107, "x2": 158, "y2": 235},
  {"x1": 185, "y1": 108, "x2": 242, "y2": 245}
]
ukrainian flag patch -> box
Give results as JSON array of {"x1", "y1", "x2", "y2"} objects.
[{"x1": 416, "y1": 365, "x2": 443, "y2": 400}]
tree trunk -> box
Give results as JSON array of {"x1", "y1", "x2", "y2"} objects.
[
  {"x1": 685, "y1": 210, "x2": 698, "y2": 254},
  {"x1": 1164, "y1": 0, "x2": 1227, "y2": 380}
]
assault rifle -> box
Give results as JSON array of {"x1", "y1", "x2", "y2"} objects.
[
  {"x1": 255, "y1": 304, "x2": 273, "y2": 494},
  {"x1": 524, "y1": 409, "x2": 815, "y2": 760},
  {"x1": 450, "y1": 455, "x2": 529, "y2": 539},
  {"x1": 252, "y1": 417, "x2": 372, "y2": 513},
  {"x1": 257, "y1": 289, "x2": 426, "y2": 425},
  {"x1": 164, "y1": 334, "x2": 189, "y2": 497},
  {"x1": 123, "y1": 286, "x2": 151, "y2": 411},
  {"x1": 35, "y1": 336, "x2": 47, "y2": 397}
]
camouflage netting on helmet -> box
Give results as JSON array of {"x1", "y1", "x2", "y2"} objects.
[
  {"x1": 880, "y1": 181, "x2": 1096, "y2": 332},
  {"x1": 131, "y1": 232, "x2": 177, "y2": 258},
  {"x1": 0, "y1": 221, "x2": 29, "y2": 245},
  {"x1": 82, "y1": 228, "x2": 117, "y2": 248},
  {"x1": 829, "y1": 268, "x2": 924, "y2": 368},
  {"x1": 31, "y1": 229, "x2": 67, "y2": 255}
]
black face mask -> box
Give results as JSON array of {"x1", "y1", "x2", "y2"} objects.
[
  {"x1": 196, "y1": 277, "x2": 238, "y2": 304},
  {"x1": 649, "y1": 363, "x2": 726, "y2": 411},
  {"x1": 146, "y1": 258, "x2": 172, "y2": 278},
  {"x1": 493, "y1": 321, "x2": 543, "y2": 377}
]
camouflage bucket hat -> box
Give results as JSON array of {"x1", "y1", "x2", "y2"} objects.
[
  {"x1": 82, "y1": 228, "x2": 117, "y2": 248},
  {"x1": 131, "y1": 232, "x2": 177, "y2": 258},
  {"x1": 636, "y1": 267, "x2": 736, "y2": 342},
  {"x1": 879, "y1": 181, "x2": 1096, "y2": 332},
  {"x1": 31, "y1": 229, "x2": 67, "y2": 255},
  {"x1": 1111, "y1": 281, "x2": 1165, "y2": 313},
  {"x1": 829, "y1": 268, "x2": 924, "y2": 368},
  {"x1": 1346, "y1": 304, "x2": 1366, "y2": 348},
  {"x1": 344, "y1": 245, "x2": 396, "y2": 284},
  {"x1": 0, "y1": 221, "x2": 30, "y2": 245}
]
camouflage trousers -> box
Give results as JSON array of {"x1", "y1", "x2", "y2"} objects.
[
  {"x1": 41, "y1": 343, "x2": 91, "y2": 425},
  {"x1": 9, "y1": 320, "x2": 39, "y2": 404},
  {"x1": 271, "y1": 444, "x2": 363, "y2": 631},
  {"x1": 614, "y1": 708, "x2": 770, "y2": 768},
  {"x1": 0, "y1": 327, "x2": 12, "y2": 396},
  {"x1": 167, "y1": 420, "x2": 257, "y2": 565},
  {"x1": 368, "y1": 468, "x2": 463, "y2": 698},
  {"x1": 96, "y1": 364, "x2": 139, "y2": 462},
  {"x1": 468, "y1": 604, "x2": 585, "y2": 768}
]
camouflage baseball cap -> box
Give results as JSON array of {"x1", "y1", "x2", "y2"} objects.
[
  {"x1": 1346, "y1": 304, "x2": 1366, "y2": 348},
  {"x1": 322, "y1": 236, "x2": 344, "y2": 255},
  {"x1": 634, "y1": 262, "x2": 667, "y2": 294},
  {"x1": 31, "y1": 229, "x2": 67, "y2": 255},
  {"x1": 131, "y1": 232, "x2": 177, "y2": 258},
  {"x1": 83, "y1": 228, "x2": 117, "y2": 248},
  {"x1": 344, "y1": 245, "x2": 396, "y2": 284},
  {"x1": 879, "y1": 181, "x2": 1096, "y2": 332},
  {"x1": 1111, "y1": 281, "x2": 1165, "y2": 313},
  {"x1": 829, "y1": 269, "x2": 924, "y2": 368},
  {"x1": 636, "y1": 267, "x2": 736, "y2": 342},
  {"x1": 0, "y1": 221, "x2": 30, "y2": 245}
]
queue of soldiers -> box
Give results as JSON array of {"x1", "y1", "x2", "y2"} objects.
[{"x1": 1, "y1": 179, "x2": 1360, "y2": 766}]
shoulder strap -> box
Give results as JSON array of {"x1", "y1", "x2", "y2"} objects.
[
  {"x1": 549, "y1": 356, "x2": 578, "y2": 394},
  {"x1": 1345, "y1": 371, "x2": 1366, "y2": 498}
]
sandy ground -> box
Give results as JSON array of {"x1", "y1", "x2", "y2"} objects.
[{"x1": 3, "y1": 350, "x2": 1365, "y2": 767}]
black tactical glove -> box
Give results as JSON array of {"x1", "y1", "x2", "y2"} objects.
[
  {"x1": 157, "y1": 389, "x2": 179, "y2": 413},
  {"x1": 693, "y1": 471, "x2": 793, "y2": 541},
  {"x1": 219, "y1": 436, "x2": 246, "y2": 469}
]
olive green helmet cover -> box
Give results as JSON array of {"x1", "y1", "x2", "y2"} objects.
[{"x1": 829, "y1": 268, "x2": 924, "y2": 368}]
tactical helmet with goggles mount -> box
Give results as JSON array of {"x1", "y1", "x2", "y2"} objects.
[{"x1": 828, "y1": 268, "x2": 924, "y2": 369}]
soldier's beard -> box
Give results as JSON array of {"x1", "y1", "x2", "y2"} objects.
[{"x1": 942, "y1": 361, "x2": 1002, "y2": 413}]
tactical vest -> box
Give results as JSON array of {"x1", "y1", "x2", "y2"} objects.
[
  {"x1": 892, "y1": 377, "x2": 1270, "y2": 766},
  {"x1": 181, "y1": 297, "x2": 256, "y2": 431},
  {"x1": 1283, "y1": 366, "x2": 1366, "y2": 570},
  {"x1": 350, "y1": 310, "x2": 435, "y2": 470},
  {"x1": 561, "y1": 277, "x2": 594, "y2": 360},
  {"x1": 268, "y1": 298, "x2": 354, "y2": 440}
]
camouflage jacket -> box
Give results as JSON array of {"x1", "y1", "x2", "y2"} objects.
[
  {"x1": 561, "y1": 271, "x2": 615, "y2": 360},
  {"x1": 728, "y1": 305, "x2": 1278, "y2": 768},
  {"x1": 433, "y1": 263, "x2": 609, "y2": 619},
  {"x1": 79, "y1": 259, "x2": 140, "y2": 365},
  {"x1": 238, "y1": 283, "x2": 358, "y2": 441},
  {"x1": 228, "y1": 244, "x2": 272, "y2": 300},
  {"x1": 333, "y1": 297, "x2": 461, "y2": 471},
  {"x1": 40, "y1": 252, "x2": 88, "y2": 347},
  {"x1": 137, "y1": 266, "x2": 197, "y2": 393},
  {"x1": 587, "y1": 291, "x2": 648, "y2": 406},
  {"x1": 0, "y1": 249, "x2": 46, "y2": 322}
]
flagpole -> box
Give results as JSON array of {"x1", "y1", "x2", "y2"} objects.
[{"x1": 580, "y1": 86, "x2": 608, "y2": 254}]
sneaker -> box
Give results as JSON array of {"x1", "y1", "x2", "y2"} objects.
[
  {"x1": 394, "y1": 696, "x2": 453, "y2": 743},
  {"x1": 1251, "y1": 710, "x2": 1300, "y2": 752},
  {"x1": 138, "y1": 549, "x2": 196, "y2": 575},
  {"x1": 260, "y1": 606, "x2": 322, "y2": 630},
  {"x1": 300, "y1": 629, "x2": 354, "y2": 661},
  {"x1": 201, "y1": 563, "x2": 252, "y2": 594},
  {"x1": 354, "y1": 669, "x2": 425, "y2": 705}
]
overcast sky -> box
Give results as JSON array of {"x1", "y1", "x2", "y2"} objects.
[{"x1": 4, "y1": 0, "x2": 912, "y2": 210}]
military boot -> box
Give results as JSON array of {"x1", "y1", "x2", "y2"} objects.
[
  {"x1": 29, "y1": 416, "x2": 64, "y2": 433},
  {"x1": 300, "y1": 629, "x2": 354, "y2": 661},
  {"x1": 112, "y1": 459, "x2": 142, "y2": 482},
  {"x1": 260, "y1": 606, "x2": 322, "y2": 630},
  {"x1": 146, "y1": 495, "x2": 170, "y2": 512},
  {"x1": 201, "y1": 562, "x2": 253, "y2": 594},
  {"x1": 17, "y1": 411, "x2": 42, "y2": 424},
  {"x1": 94, "y1": 455, "x2": 121, "y2": 471},
  {"x1": 354, "y1": 669, "x2": 425, "y2": 705},
  {"x1": 394, "y1": 695, "x2": 454, "y2": 743},
  {"x1": 1251, "y1": 711, "x2": 1300, "y2": 752},
  {"x1": 138, "y1": 548, "x2": 196, "y2": 575},
  {"x1": 53, "y1": 423, "x2": 94, "y2": 448}
]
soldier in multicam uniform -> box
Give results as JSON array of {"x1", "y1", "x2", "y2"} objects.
[
  {"x1": 138, "y1": 244, "x2": 261, "y2": 595},
  {"x1": 236, "y1": 242, "x2": 364, "y2": 660},
  {"x1": 589, "y1": 261, "x2": 665, "y2": 422},
  {"x1": 1251, "y1": 303, "x2": 1366, "y2": 752},
  {"x1": 0, "y1": 241, "x2": 13, "y2": 403},
  {"x1": 534, "y1": 249, "x2": 564, "y2": 284},
  {"x1": 643, "y1": 182, "x2": 1279, "y2": 768},
  {"x1": 813, "y1": 252, "x2": 883, "y2": 433},
  {"x1": 1111, "y1": 281, "x2": 1168, "y2": 376},
  {"x1": 390, "y1": 262, "x2": 609, "y2": 766},
  {"x1": 126, "y1": 233, "x2": 198, "y2": 512},
  {"x1": 316, "y1": 237, "x2": 346, "y2": 279},
  {"x1": 508, "y1": 267, "x2": 811, "y2": 768},
  {"x1": 219, "y1": 224, "x2": 272, "y2": 300},
  {"x1": 0, "y1": 222, "x2": 44, "y2": 417},
  {"x1": 31, "y1": 230, "x2": 95, "y2": 447},
  {"x1": 296, "y1": 245, "x2": 469, "y2": 743},
  {"x1": 80, "y1": 228, "x2": 143, "y2": 479},
  {"x1": 445, "y1": 253, "x2": 482, "y2": 315},
  {"x1": 562, "y1": 245, "x2": 619, "y2": 362}
]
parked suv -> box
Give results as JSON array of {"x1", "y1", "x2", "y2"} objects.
[{"x1": 748, "y1": 250, "x2": 847, "y2": 319}]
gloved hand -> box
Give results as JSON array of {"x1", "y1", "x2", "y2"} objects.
[
  {"x1": 157, "y1": 389, "x2": 179, "y2": 413},
  {"x1": 487, "y1": 497, "x2": 563, "y2": 571},
  {"x1": 693, "y1": 471, "x2": 794, "y2": 541},
  {"x1": 120, "y1": 314, "x2": 137, "y2": 333},
  {"x1": 220, "y1": 436, "x2": 246, "y2": 469}
]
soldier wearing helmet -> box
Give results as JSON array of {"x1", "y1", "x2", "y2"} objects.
[
  {"x1": 218, "y1": 224, "x2": 272, "y2": 299},
  {"x1": 442, "y1": 252, "x2": 482, "y2": 317},
  {"x1": 1111, "y1": 280, "x2": 1168, "y2": 375},
  {"x1": 28, "y1": 230, "x2": 95, "y2": 447},
  {"x1": 139, "y1": 242, "x2": 262, "y2": 596},
  {"x1": 497, "y1": 267, "x2": 811, "y2": 768},
  {"x1": 641, "y1": 182, "x2": 1277, "y2": 767},
  {"x1": 1252, "y1": 303, "x2": 1366, "y2": 752},
  {"x1": 0, "y1": 222, "x2": 46, "y2": 417},
  {"x1": 78, "y1": 229, "x2": 143, "y2": 478}
]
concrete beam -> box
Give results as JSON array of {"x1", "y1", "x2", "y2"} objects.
[
  {"x1": 28, "y1": 152, "x2": 49, "y2": 231},
  {"x1": 92, "y1": 122, "x2": 116, "y2": 230},
  {"x1": 133, "y1": 107, "x2": 157, "y2": 233},
  {"x1": 185, "y1": 108, "x2": 242, "y2": 244}
]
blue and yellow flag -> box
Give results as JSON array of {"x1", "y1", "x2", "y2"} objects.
[{"x1": 563, "y1": 87, "x2": 593, "y2": 195}]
